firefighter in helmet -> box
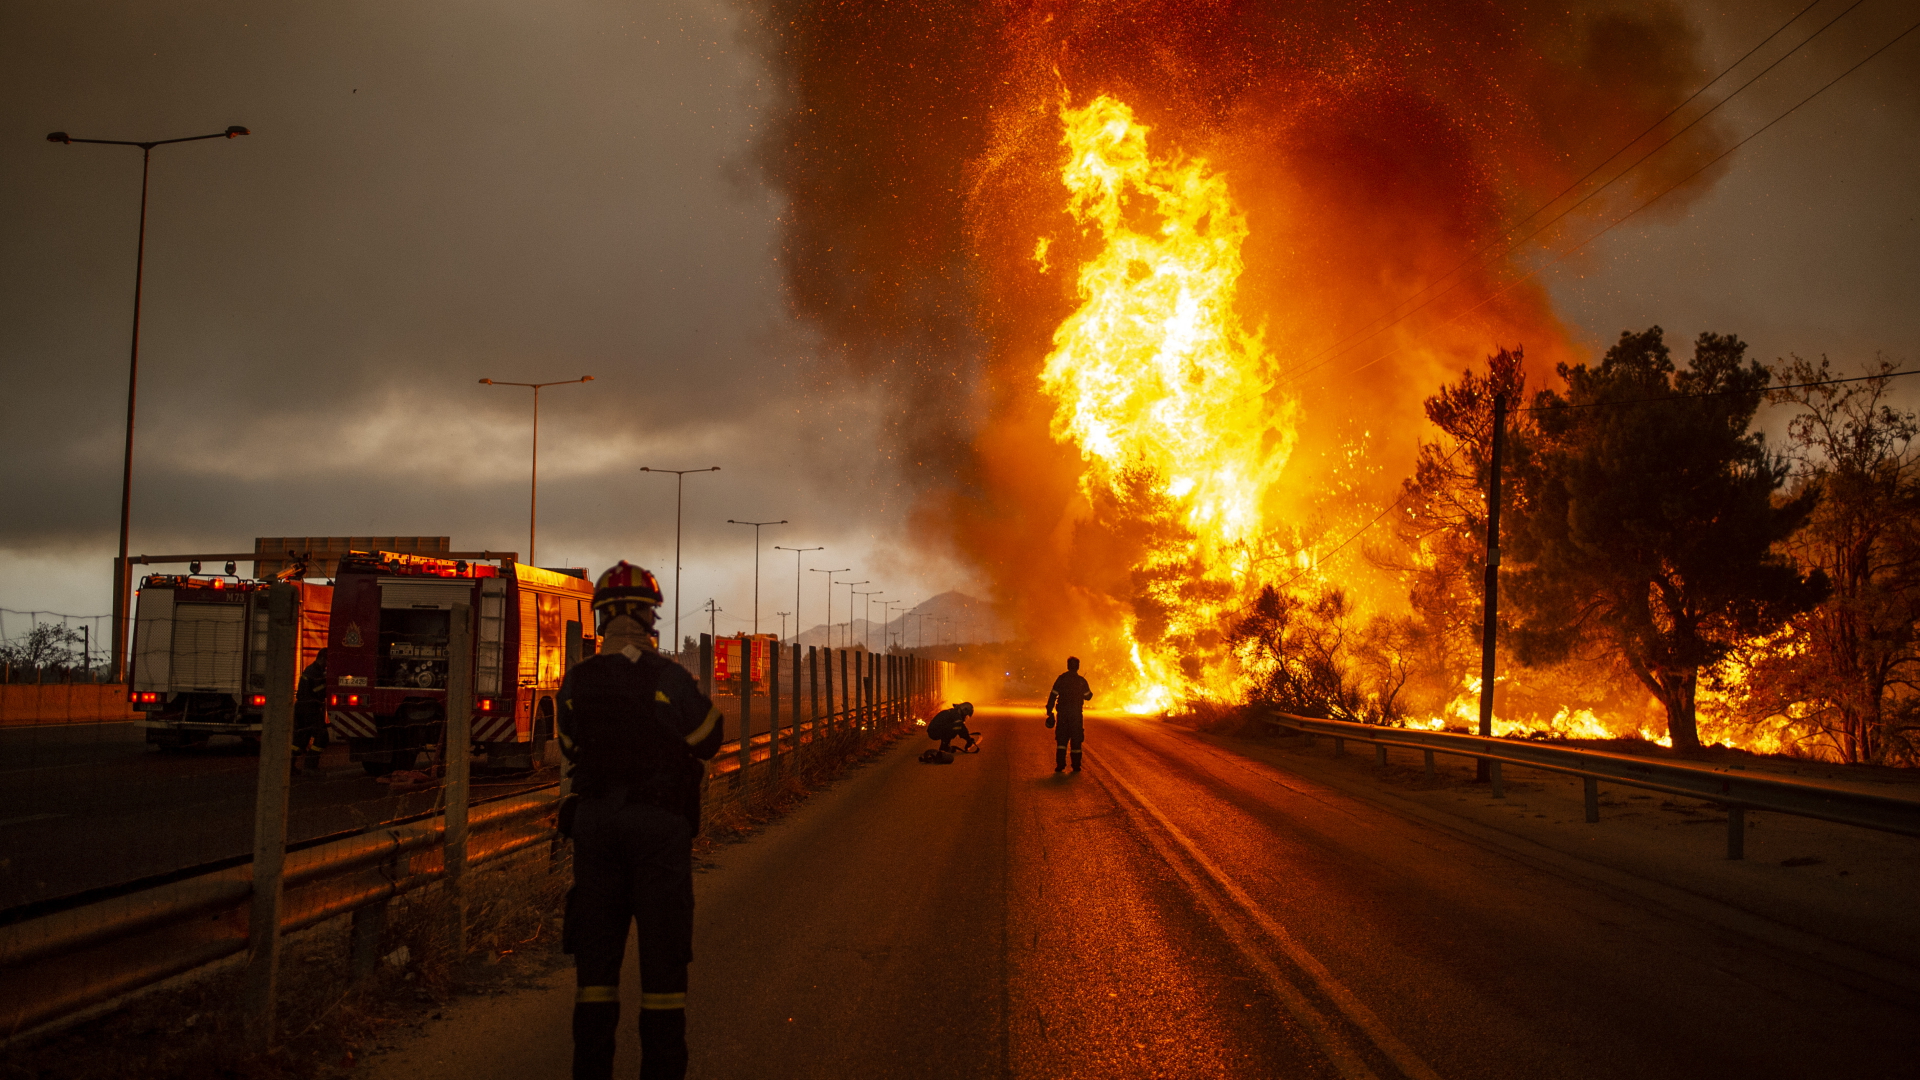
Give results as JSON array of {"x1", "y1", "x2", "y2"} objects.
[
  {"x1": 558, "y1": 562, "x2": 724, "y2": 1080},
  {"x1": 1045, "y1": 656, "x2": 1093, "y2": 773}
]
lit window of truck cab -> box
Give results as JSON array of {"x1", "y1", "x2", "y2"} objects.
[
  {"x1": 131, "y1": 576, "x2": 332, "y2": 748},
  {"x1": 325, "y1": 551, "x2": 596, "y2": 776}
]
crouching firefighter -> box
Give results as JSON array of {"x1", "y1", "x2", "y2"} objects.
[{"x1": 559, "y1": 562, "x2": 724, "y2": 1080}]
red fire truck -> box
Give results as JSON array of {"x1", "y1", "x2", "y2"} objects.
[
  {"x1": 324, "y1": 551, "x2": 596, "y2": 775},
  {"x1": 131, "y1": 575, "x2": 332, "y2": 748}
]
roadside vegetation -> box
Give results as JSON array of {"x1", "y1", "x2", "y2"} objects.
[{"x1": 1225, "y1": 329, "x2": 1919, "y2": 766}]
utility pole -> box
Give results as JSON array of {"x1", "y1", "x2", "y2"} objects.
[
  {"x1": 705, "y1": 599, "x2": 720, "y2": 647},
  {"x1": 1476, "y1": 392, "x2": 1507, "y2": 789}
]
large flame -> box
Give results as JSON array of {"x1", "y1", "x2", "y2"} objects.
[{"x1": 1039, "y1": 96, "x2": 1295, "y2": 710}]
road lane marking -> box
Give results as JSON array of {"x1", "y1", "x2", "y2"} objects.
[
  {"x1": 1099, "y1": 740, "x2": 1445, "y2": 1080},
  {"x1": 0, "y1": 813, "x2": 66, "y2": 827}
]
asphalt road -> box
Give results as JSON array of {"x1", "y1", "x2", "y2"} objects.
[
  {"x1": 370, "y1": 705, "x2": 1918, "y2": 1080},
  {"x1": 0, "y1": 723, "x2": 552, "y2": 910}
]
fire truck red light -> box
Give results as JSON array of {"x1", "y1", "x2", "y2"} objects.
[
  {"x1": 250, "y1": 694, "x2": 267, "y2": 707},
  {"x1": 329, "y1": 694, "x2": 338, "y2": 706}
]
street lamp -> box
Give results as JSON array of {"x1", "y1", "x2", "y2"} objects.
[
  {"x1": 810, "y1": 567, "x2": 850, "y2": 649},
  {"x1": 725, "y1": 519, "x2": 787, "y2": 635},
  {"x1": 839, "y1": 581, "x2": 868, "y2": 649},
  {"x1": 49, "y1": 124, "x2": 250, "y2": 681},
  {"x1": 774, "y1": 545, "x2": 823, "y2": 643},
  {"x1": 853, "y1": 589, "x2": 883, "y2": 653},
  {"x1": 641, "y1": 466, "x2": 721, "y2": 656},
  {"x1": 478, "y1": 375, "x2": 593, "y2": 566},
  {"x1": 882, "y1": 601, "x2": 906, "y2": 652}
]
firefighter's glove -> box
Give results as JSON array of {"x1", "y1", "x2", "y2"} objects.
[{"x1": 1045, "y1": 714, "x2": 1055, "y2": 729}]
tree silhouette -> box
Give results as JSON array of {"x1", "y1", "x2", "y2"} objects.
[{"x1": 1507, "y1": 327, "x2": 1824, "y2": 750}]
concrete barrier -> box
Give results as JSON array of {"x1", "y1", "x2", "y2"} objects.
[{"x1": 0, "y1": 684, "x2": 138, "y2": 726}]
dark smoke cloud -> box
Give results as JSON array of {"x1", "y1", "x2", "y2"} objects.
[{"x1": 741, "y1": 0, "x2": 1737, "y2": 651}]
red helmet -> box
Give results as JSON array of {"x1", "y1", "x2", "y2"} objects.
[{"x1": 594, "y1": 561, "x2": 663, "y2": 623}]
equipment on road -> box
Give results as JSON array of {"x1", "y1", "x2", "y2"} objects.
[
  {"x1": 130, "y1": 574, "x2": 331, "y2": 749},
  {"x1": 325, "y1": 550, "x2": 594, "y2": 776}
]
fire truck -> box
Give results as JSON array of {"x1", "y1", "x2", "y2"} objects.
[
  {"x1": 130, "y1": 574, "x2": 332, "y2": 748},
  {"x1": 324, "y1": 551, "x2": 596, "y2": 775}
]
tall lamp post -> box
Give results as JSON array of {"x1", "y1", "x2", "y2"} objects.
[
  {"x1": 839, "y1": 581, "x2": 868, "y2": 649},
  {"x1": 810, "y1": 567, "x2": 850, "y2": 648},
  {"x1": 641, "y1": 466, "x2": 721, "y2": 656},
  {"x1": 882, "y1": 601, "x2": 905, "y2": 652},
  {"x1": 479, "y1": 375, "x2": 593, "y2": 566},
  {"x1": 725, "y1": 519, "x2": 787, "y2": 635},
  {"x1": 774, "y1": 545, "x2": 823, "y2": 643},
  {"x1": 853, "y1": 589, "x2": 883, "y2": 653},
  {"x1": 49, "y1": 125, "x2": 251, "y2": 682}
]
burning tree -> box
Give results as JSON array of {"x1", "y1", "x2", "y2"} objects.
[
  {"x1": 1730, "y1": 357, "x2": 1920, "y2": 764},
  {"x1": 1505, "y1": 327, "x2": 1825, "y2": 750}
]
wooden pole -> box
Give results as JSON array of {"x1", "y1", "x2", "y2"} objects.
[
  {"x1": 1476, "y1": 392, "x2": 1507, "y2": 790},
  {"x1": 244, "y1": 583, "x2": 299, "y2": 1051}
]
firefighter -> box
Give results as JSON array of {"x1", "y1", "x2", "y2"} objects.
[
  {"x1": 559, "y1": 562, "x2": 724, "y2": 1080},
  {"x1": 1045, "y1": 656, "x2": 1093, "y2": 773}
]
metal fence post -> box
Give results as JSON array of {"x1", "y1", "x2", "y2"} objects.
[
  {"x1": 1584, "y1": 777, "x2": 1600, "y2": 824},
  {"x1": 1424, "y1": 749, "x2": 1436, "y2": 779},
  {"x1": 1727, "y1": 806, "x2": 1746, "y2": 860},
  {"x1": 815, "y1": 646, "x2": 827, "y2": 741},
  {"x1": 699, "y1": 633, "x2": 712, "y2": 698},
  {"x1": 768, "y1": 636, "x2": 781, "y2": 775},
  {"x1": 1375, "y1": 744, "x2": 1387, "y2": 768},
  {"x1": 839, "y1": 648, "x2": 849, "y2": 733},
  {"x1": 737, "y1": 636, "x2": 752, "y2": 787},
  {"x1": 1490, "y1": 760, "x2": 1504, "y2": 799},
  {"x1": 791, "y1": 642, "x2": 801, "y2": 753},
  {"x1": 444, "y1": 602, "x2": 474, "y2": 959},
  {"x1": 244, "y1": 582, "x2": 299, "y2": 1051}
]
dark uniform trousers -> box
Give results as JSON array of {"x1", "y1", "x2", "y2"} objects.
[
  {"x1": 570, "y1": 792, "x2": 695, "y2": 1080},
  {"x1": 1054, "y1": 714, "x2": 1085, "y2": 771}
]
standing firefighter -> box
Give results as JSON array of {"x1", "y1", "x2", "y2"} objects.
[
  {"x1": 559, "y1": 562, "x2": 724, "y2": 1080},
  {"x1": 1045, "y1": 656, "x2": 1093, "y2": 773}
]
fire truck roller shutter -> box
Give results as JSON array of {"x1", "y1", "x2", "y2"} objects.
[
  {"x1": 376, "y1": 579, "x2": 472, "y2": 609},
  {"x1": 172, "y1": 603, "x2": 245, "y2": 692},
  {"x1": 133, "y1": 587, "x2": 175, "y2": 692}
]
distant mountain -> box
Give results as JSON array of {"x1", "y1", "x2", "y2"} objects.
[{"x1": 789, "y1": 590, "x2": 1009, "y2": 648}]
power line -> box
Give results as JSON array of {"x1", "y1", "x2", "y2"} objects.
[
  {"x1": 1523, "y1": 367, "x2": 1918, "y2": 413},
  {"x1": 1326, "y1": 13, "x2": 1920, "y2": 386},
  {"x1": 1281, "y1": 0, "x2": 1829, "y2": 382},
  {"x1": 1284, "y1": 0, "x2": 1877, "y2": 389},
  {"x1": 1270, "y1": 367, "x2": 1916, "y2": 589}
]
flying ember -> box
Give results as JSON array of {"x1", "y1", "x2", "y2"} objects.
[{"x1": 1039, "y1": 95, "x2": 1297, "y2": 711}]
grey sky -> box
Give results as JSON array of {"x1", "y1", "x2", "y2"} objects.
[{"x1": 1, "y1": 0, "x2": 1915, "y2": 634}]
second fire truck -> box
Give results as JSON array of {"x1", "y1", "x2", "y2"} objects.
[{"x1": 324, "y1": 550, "x2": 596, "y2": 775}]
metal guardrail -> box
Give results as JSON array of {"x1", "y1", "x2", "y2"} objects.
[
  {"x1": 0, "y1": 679, "x2": 944, "y2": 1044},
  {"x1": 1259, "y1": 710, "x2": 1920, "y2": 859}
]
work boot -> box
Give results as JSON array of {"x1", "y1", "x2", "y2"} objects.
[
  {"x1": 639, "y1": 1007, "x2": 690, "y2": 1080},
  {"x1": 572, "y1": 1001, "x2": 619, "y2": 1080},
  {"x1": 1070, "y1": 751, "x2": 1082, "y2": 772},
  {"x1": 1054, "y1": 748, "x2": 1067, "y2": 773}
]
